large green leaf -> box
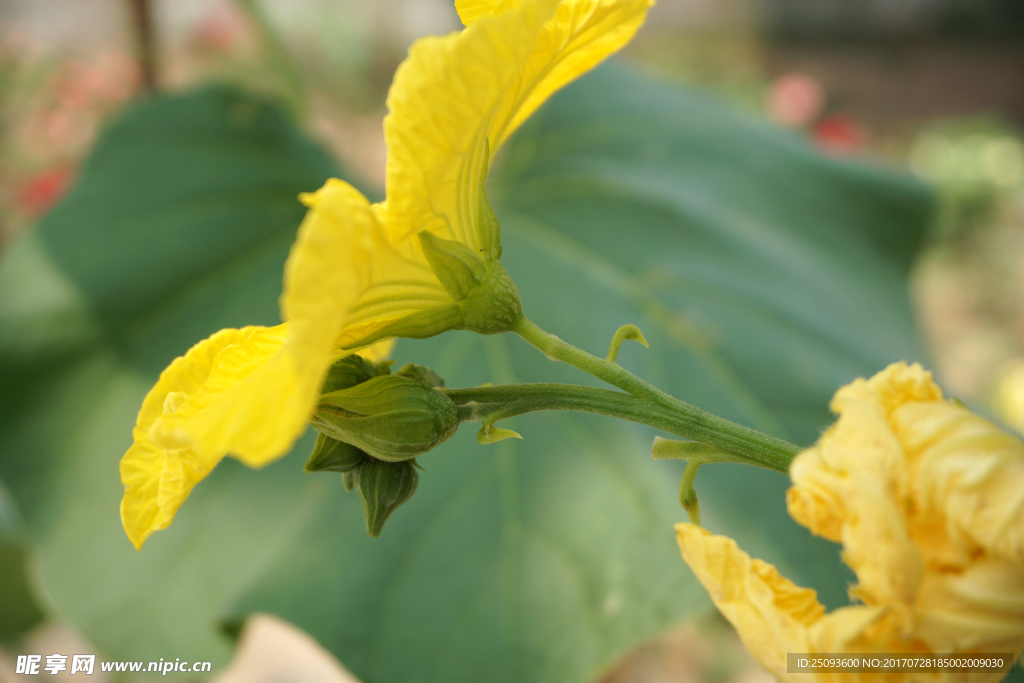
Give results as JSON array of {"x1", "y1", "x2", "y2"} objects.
[
  {"x1": 492, "y1": 64, "x2": 932, "y2": 603},
  {"x1": 0, "y1": 478, "x2": 45, "y2": 640},
  {"x1": 0, "y1": 65, "x2": 933, "y2": 683},
  {"x1": 0, "y1": 84, "x2": 338, "y2": 662}
]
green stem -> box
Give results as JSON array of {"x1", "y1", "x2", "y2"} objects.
[
  {"x1": 513, "y1": 317, "x2": 664, "y2": 401},
  {"x1": 510, "y1": 317, "x2": 799, "y2": 471},
  {"x1": 679, "y1": 460, "x2": 701, "y2": 525},
  {"x1": 442, "y1": 383, "x2": 798, "y2": 473},
  {"x1": 652, "y1": 440, "x2": 741, "y2": 523}
]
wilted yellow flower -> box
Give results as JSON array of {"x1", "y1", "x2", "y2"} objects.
[
  {"x1": 677, "y1": 362, "x2": 1024, "y2": 682},
  {"x1": 120, "y1": 0, "x2": 652, "y2": 549},
  {"x1": 993, "y1": 358, "x2": 1024, "y2": 436}
]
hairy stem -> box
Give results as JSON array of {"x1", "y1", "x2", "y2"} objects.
[
  {"x1": 510, "y1": 317, "x2": 800, "y2": 471},
  {"x1": 513, "y1": 317, "x2": 665, "y2": 401},
  {"x1": 443, "y1": 382, "x2": 799, "y2": 473}
]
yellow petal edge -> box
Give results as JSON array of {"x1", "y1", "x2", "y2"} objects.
[
  {"x1": 678, "y1": 362, "x2": 1024, "y2": 683},
  {"x1": 121, "y1": 326, "x2": 282, "y2": 550}
]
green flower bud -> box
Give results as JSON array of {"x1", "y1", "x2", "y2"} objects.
[
  {"x1": 304, "y1": 432, "x2": 368, "y2": 473},
  {"x1": 305, "y1": 354, "x2": 386, "y2": 475},
  {"x1": 312, "y1": 375, "x2": 458, "y2": 462},
  {"x1": 395, "y1": 363, "x2": 445, "y2": 388},
  {"x1": 353, "y1": 457, "x2": 419, "y2": 538},
  {"x1": 320, "y1": 353, "x2": 391, "y2": 395}
]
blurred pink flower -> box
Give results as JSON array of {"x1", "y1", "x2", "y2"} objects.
[
  {"x1": 767, "y1": 73, "x2": 825, "y2": 128},
  {"x1": 18, "y1": 51, "x2": 138, "y2": 161},
  {"x1": 54, "y1": 53, "x2": 139, "y2": 110},
  {"x1": 191, "y1": 3, "x2": 250, "y2": 53}
]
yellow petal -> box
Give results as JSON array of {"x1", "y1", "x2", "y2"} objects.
[
  {"x1": 286, "y1": 0, "x2": 654, "y2": 352},
  {"x1": 789, "y1": 364, "x2": 928, "y2": 623},
  {"x1": 785, "y1": 361, "x2": 1024, "y2": 663},
  {"x1": 861, "y1": 361, "x2": 944, "y2": 416},
  {"x1": 456, "y1": 0, "x2": 522, "y2": 24},
  {"x1": 675, "y1": 522, "x2": 821, "y2": 680},
  {"x1": 121, "y1": 326, "x2": 281, "y2": 549},
  {"x1": 805, "y1": 604, "x2": 898, "y2": 656},
  {"x1": 674, "y1": 523, "x2": 938, "y2": 682},
  {"x1": 292, "y1": 179, "x2": 449, "y2": 351},
  {"x1": 893, "y1": 397, "x2": 1024, "y2": 566},
  {"x1": 358, "y1": 339, "x2": 395, "y2": 363},
  {"x1": 993, "y1": 358, "x2": 1024, "y2": 434},
  {"x1": 502, "y1": 0, "x2": 655, "y2": 146},
  {"x1": 914, "y1": 557, "x2": 1024, "y2": 652},
  {"x1": 384, "y1": 0, "x2": 652, "y2": 253},
  {"x1": 154, "y1": 182, "x2": 417, "y2": 468},
  {"x1": 122, "y1": 323, "x2": 392, "y2": 550},
  {"x1": 149, "y1": 324, "x2": 331, "y2": 472},
  {"x1": 785, "y1": 431, "x2": 845, "y2": 543},
  {"x1": 790, "y1": 446, "x2": 922, "y2": 623},
  {"x1": 786, "y1": 364, "x2": 942, "y2": 546}
]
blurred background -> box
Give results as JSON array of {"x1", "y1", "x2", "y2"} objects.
[
  {"x1": 2, "y1": 0, "x2": 1023, "y2": 411},
  {"x1": 0, "y1": 0, "x2": 1022, "y2": 680}
]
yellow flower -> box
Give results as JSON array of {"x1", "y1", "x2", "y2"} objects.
[
  {"x1": 993, "y1": 358, "x2": 1024, "y2": 435},
  {"x1": 676, "y1": 362, "x2": 1024, "y2": 682},
  {"x1": 120, "y1": 0, "x2": 653, "y2": 549}
]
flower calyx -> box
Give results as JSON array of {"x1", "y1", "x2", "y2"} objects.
[
  {"x1": 304, "y1": 431, "x2": 367, "y2": 473},
  {"x1": 305, "y1": 432, "x2": 420, "y2": 538},
  {"x1": 319, "y1": 353, "x2": 394, "y2": 395},
  {"x1": 337, "y1": 151, "x2": 523, "y2": 348},
  {"x1": 394, "y1": 362, "x2": 445, "y2": 388},
  {"x1": 417, "y1": 230, "x2": 523, "y2": 336},
  {"x1": 353, "y1": 457, "x2": 420, "y2": 538},
  {"x1": 414, "y1": 140, "x2": 522, "y2": 336}
]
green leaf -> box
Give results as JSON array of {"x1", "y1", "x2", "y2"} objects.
[
  {"x1": 0, "y1": 479, "x2": 45, "y2": 641},
  {"x1": 491, "y1": 63, "x2": 932, "y2": 609},
  {"x1": 0, "y1": 84, "x2": 338, "y2": 664},
  {"x1": 0, "y1": 64, "x2": 933, "y2": 683}
]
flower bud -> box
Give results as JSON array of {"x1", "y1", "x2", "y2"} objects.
[
  {"x1": 353, "y1": 457, "x2": 419, "y2": 538},
  {"x1": 321, "y1": 354, "x2": 391, "y2": 395},
  {"x1": 312, "y1": 375, "x2": 458, "y2": 462},
  {"x1": 303, "y1": 432, "x2": 368, "y2": 473},
  {"x1": 304, "y1": 354, "x2": 389, "y2": 474},
  {"x1": 395, "y1": 363, "x2": 445, "y2": 388}
]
